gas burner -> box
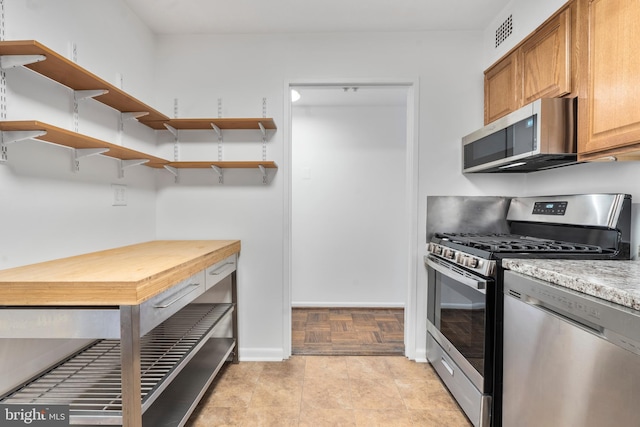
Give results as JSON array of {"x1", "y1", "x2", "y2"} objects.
[{"x1": 436, "y1": 232, "x2": 603, "y2": 253}]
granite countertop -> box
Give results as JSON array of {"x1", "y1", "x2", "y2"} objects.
[{"x1": 502, "y1": 259, "x2": 640, "y2": 311}]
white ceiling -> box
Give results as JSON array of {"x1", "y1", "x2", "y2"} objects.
[
  {"x1": 123, "y1": 0, "x2": 511, "y2": 35},
  {"x1": 122, "y1": 0, "x2": 512, "y2": 106}
]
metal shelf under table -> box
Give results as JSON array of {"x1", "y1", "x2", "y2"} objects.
[{"x1": 1, "y1": 303, "x2": 235, "y2": 425}]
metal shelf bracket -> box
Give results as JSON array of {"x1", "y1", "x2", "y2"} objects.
[
  {"x1": 121, "y1": 112, "x2": 149, "y2": 122},
  {"x1": 258, "y1": 122, "x2": 267, "y2": 161},
  {"x1": 211, "y1": 123, "x2": 222, "y2": 140},
  {"x1": 211, "y1": 165, "x2": 223, "y2": 184},
  {"x1": 72, "y1": 148, "x2": 108, "y2": 172},
  {"x1": 119, "y1": 112, "x2": 149, "y2": 133},
  {"x1": 1, "y1": 130, "x2": 46, "y2": 162},
  {"x1": 258, "y1": 164, "x2": 267, "y2": 184},
  {"x1": 163, "y1": 124, "x2": 180, "y2": 162},
  {"x1": 0, "y1": 54, "x2": 46, "y2": 70},
  {"x1": 74, "y1": 89, "x2": 108, "y2": 101},
  {"x1": 1, "y1": 130, "x2": 46, "y2": 144},
  {"x1": 118, "y1": 159, "x2": 149, "y2": 179},
  {"x1": 211, "y1": 123, "x2": 223, "y2": 161},
  {"x1": 163, "y1": 123, "x2": 178, "y2": 137},
  {"x1": 73, "y1": 91, "x2": 109, "y2": 133},
  {"x1": 163, "y1": 165, "x2": 179, "y2": 183}
]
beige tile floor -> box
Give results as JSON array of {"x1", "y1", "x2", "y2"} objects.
[{"x1": 186, "y1": 355, "x2": 472, "y2": 426}]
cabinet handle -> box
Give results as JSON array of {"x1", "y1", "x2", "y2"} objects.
[
  {"x1": 440, "y1": 357, "x2": 454, "y2": 377},
  {"x1": 209, "y1": 262, "x2": 235, "y2": 275},
  {"x1": 153, "y1": 283, "x2": 200, "y2": 308}
]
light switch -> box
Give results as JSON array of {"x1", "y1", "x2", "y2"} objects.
[{"x1": 112, "y1": 184, "x2": 127, "y2": 206}]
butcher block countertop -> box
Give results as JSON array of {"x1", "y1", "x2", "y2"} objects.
[{"x1": 0, "y1": 240, "x2": 240, "y2": 306}]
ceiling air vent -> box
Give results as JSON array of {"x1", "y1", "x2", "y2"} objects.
[{"x1": 495, "y1": 15, "x2": 513, "y2": 48}]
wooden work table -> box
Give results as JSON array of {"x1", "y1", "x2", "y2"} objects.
[
  {"x1": 0, "y1": 240, "x2": 241, "y2": 427},
  {"x1": 0, "y1": 240, "x2": 240, "y2": 306}
]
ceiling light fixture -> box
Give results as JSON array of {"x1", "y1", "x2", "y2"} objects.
[{"x1": 291, "y1": 89, "x2": 301, "y2": 102}]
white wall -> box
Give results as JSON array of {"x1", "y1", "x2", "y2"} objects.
[
  {"x1": 8, "y1": 0, "x2": 623, "y2": 372},
  {"x1": 0, "y1": 0, "x2": 159, "y2": 394},
  {"x1": 153, "y1": 31, "x2": 525, "y2": 361},
  {"x1": 2, "y1": 0, "x2": 160, "y2": 268},
  {"x1": 291, "y1": 103, "x2": 407, "y2": 307}
]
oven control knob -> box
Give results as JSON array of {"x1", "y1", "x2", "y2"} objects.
[
  {"x1": 462, "y1": 256, "x2": 478, "y2": 268},
  {"x1": 443, "y1": 249, "x2": 454, "y2": 259}
]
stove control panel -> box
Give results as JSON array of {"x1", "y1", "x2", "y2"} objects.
[
  {"x1": 427, "y1": 242, "x2": 495, "y2": 277},
  {"x1": 532, "y1": 201, "x2": 568, "y2": 215}
]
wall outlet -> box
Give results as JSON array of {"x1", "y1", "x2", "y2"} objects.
[{"x1": 112, "y1": 184, "x2": 127, "y2": 206}]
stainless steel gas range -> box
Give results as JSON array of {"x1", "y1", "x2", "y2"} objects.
[{"x1": 425, "y1": 194, "x2": 631, "y2": 427}]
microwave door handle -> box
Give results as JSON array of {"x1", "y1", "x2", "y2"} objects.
[{"x1": 426, "y1": 257, "x2": 487, "y2": 294}]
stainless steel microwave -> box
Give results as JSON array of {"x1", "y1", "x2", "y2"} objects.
[{"x1": 462, "y1": 98, "x2": 577, "y2": 173}]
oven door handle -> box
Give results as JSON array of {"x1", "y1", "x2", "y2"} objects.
[{"x1": 426, "y1": 256, "x2": 488, "y2": 294}]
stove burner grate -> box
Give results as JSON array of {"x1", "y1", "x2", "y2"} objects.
[{"x1": 437, "y1": 233, "x2": 603, "y2": 253}]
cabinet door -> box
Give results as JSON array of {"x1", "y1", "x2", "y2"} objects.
[
  {"x1": 579, "y1": 0, "x2": 640, "y2": 157},
  {"x1": 520, "y1": 8, "x2": 572, "y2": 105},
  {"x1": 484, "y1": 52, "x2": 518, "y2": 124}
]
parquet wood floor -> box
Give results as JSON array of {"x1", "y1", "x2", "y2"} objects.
[{"x1": 292, "y1": 307, "x2": 405, "y2": 355}]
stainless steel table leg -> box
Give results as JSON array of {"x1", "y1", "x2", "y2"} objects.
[
  {"x1": 120, "y1": 305, "x2": 142, "y2": 427},
  {"x1": 231, "y1": 270, "x2": 239, "y2": 364}
]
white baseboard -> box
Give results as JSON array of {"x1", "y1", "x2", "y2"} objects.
[
  {"x1": 237, "y1": 346, "x2": 420, "y2": 362},
  {"x1": 291, "y1": 302, "x2": 405, "y2": 308},
  {"x1": 413, "y1": 348, "x2": 428, "y2": 363},
  {"x1": 238, "y1": 347, "x2": 286, "y2": 362}
]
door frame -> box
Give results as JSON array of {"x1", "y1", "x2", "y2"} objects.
[{"x1": 282, "y1": 78, "x2": 420, "y2": 359}]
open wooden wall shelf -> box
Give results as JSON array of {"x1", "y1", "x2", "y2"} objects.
[
  {"x1": 146, "y1": 118, "x2": 277, "y2": 131},
  {"x1": 153, "y1": 161, "x2": 278, "y2": 169},
  {"x1": 0, "y1": 40, "x2": 278, "y2": 174},
  {"x1": 0, "y1": 120, "x2": 167, "y2": 166},
  {"x1": 0, "y1": 120, "x2": 278, "y2": 171},
  {"x1": 0, "y1": 40, "x2": 277, "y2": 132},
  {"x1": 0, "y1": 40, "x2": 169, "y2": 122}
]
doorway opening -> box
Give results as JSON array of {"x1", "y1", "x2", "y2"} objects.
[{"x1": 285, "y1": 82, "x2": 419, "y2": 357}]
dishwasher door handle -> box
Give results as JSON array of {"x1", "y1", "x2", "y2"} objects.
[{"x1": 523, "y1": 295, "x2": 605, "y2": 338}]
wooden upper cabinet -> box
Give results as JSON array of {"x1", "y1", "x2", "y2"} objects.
[
  {"x1": 484, "y1": 52, "x2": 518, "y2": 124},
  {"x1": 578, "y1": 0, "x2": 640, "y2": 160},
  {"x1": 520, "y1": 8, "x2": 572, "y2": 105},
  {"x1": 483, "y1": 3, "x2": 576, "y2": 125}
]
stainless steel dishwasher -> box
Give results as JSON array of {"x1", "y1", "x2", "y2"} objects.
[{"x1": 502, "y1": 270, "x2": 640, "y2": 427}]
